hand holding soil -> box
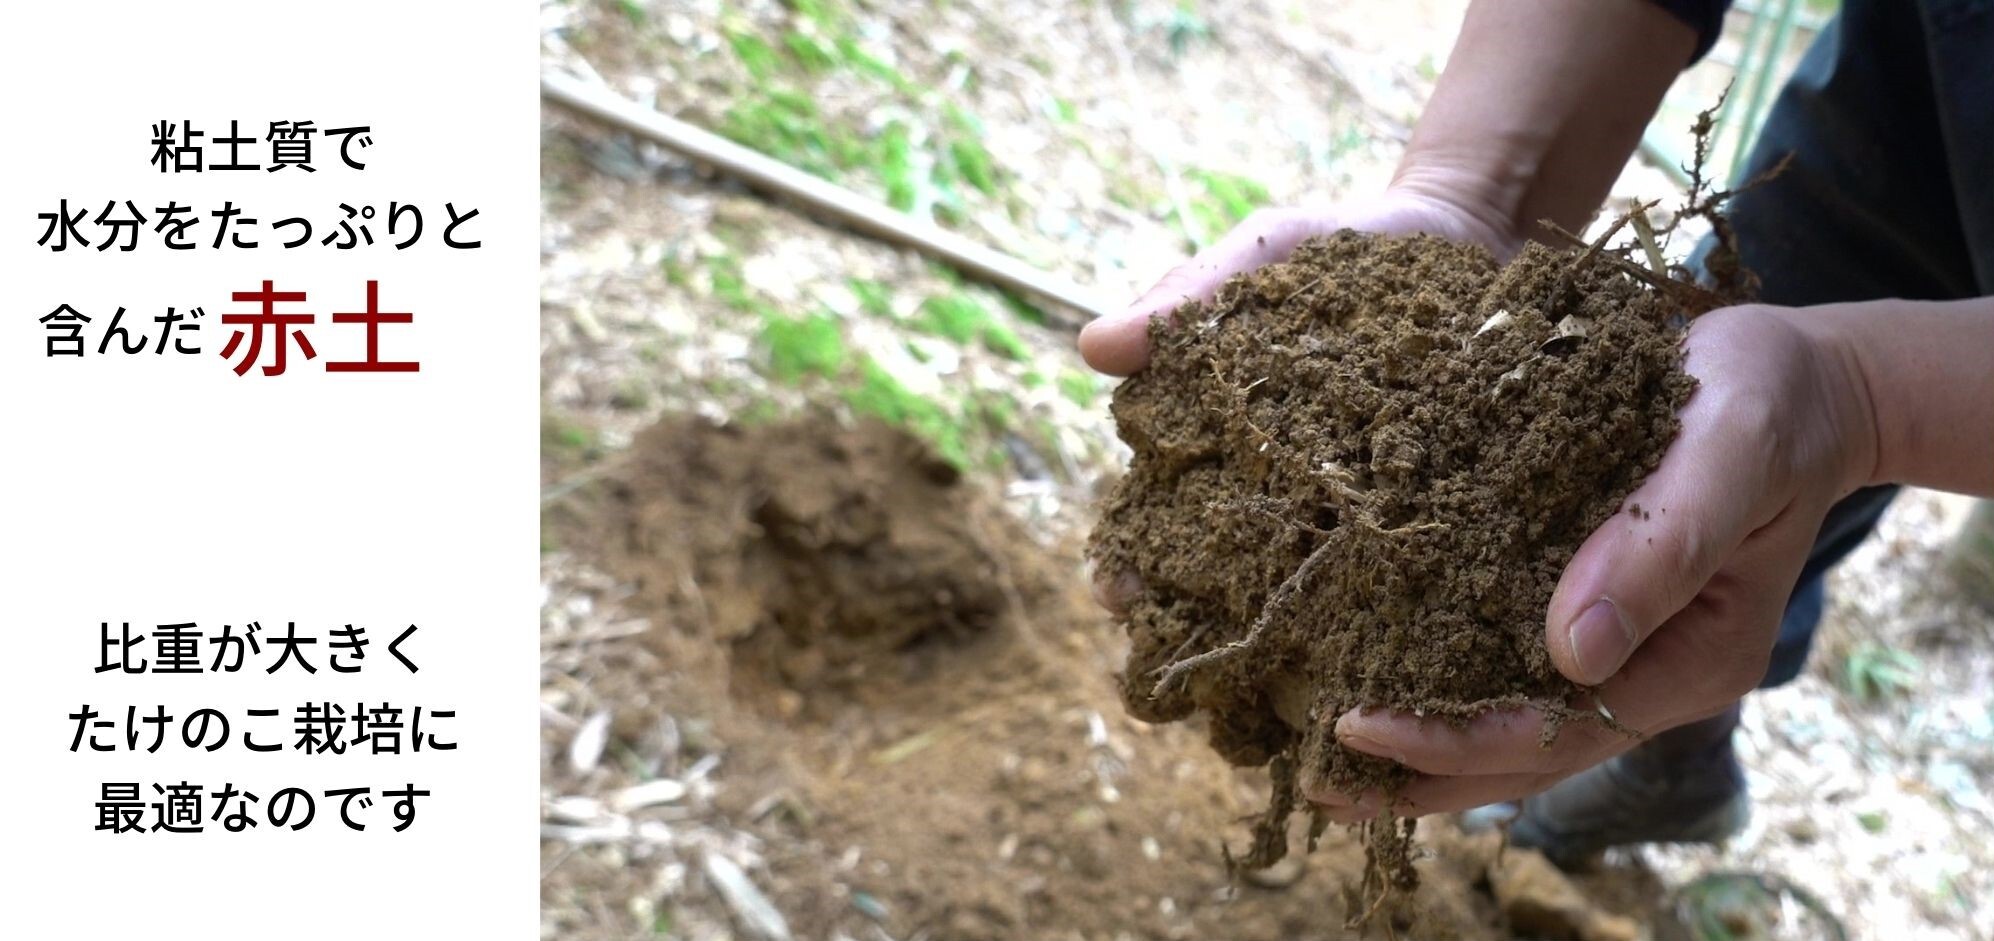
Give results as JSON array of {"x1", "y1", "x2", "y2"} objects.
[
  {"x1": 1083, "y1": 219, "x2": 1711, "y2": 904},
  {"x1": 1320, "y1": 302, "x2": 1881, "y2": 819},
  {"x1": 1078, "y1": 189, "x2": 1524, "y2": 377}
]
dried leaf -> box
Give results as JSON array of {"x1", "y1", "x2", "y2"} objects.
[
  {"x1": 570, "y1": 710, "x2": 611, "y2": 773},
  {"x1": 610, "y1": 778, "x2": 689, "y2": 812},
  {"x1": 703, "y1": 852, "x2": 794, "y2": 941}
]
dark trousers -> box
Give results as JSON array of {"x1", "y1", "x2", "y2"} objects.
[{"x1": 1708, "y1": 0, "x2": 1993, "y2": 687}]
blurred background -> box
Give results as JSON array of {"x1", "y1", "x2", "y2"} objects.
[{"x1": 538, "y1": 1, "x2": 1993, "y2": 938}]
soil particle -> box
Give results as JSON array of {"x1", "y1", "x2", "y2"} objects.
[{"x1": 1088, "y1": 231, "x2": 1694, "y2": 893}]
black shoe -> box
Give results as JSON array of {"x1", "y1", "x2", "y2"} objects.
[{"x1": 1508, "y1": 705, "x2": 1750, "y2": 869}]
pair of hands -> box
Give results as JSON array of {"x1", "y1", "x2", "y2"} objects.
[{"x1": 1080, "y1": 193, "x2": 1880, "y2": 821}]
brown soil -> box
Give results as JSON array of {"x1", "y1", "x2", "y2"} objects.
[
  {"x1": 605, "y1": 417, "x2": 1010, "y2": 701},
  {"x1": 545, "y1": 414, "x2": 1662, "y2": 940},
  {"x1": 1088, "y1": 232, "x2": 1695, "y2": 895}
]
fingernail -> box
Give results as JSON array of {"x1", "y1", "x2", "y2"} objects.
[{"x1": 1568, "y1": 597, "x2": 1636, "y2": 684}]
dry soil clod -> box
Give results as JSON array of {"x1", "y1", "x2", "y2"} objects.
[{"x1": 1088, "y1": 228, "x2": 1701, "y2": 915}]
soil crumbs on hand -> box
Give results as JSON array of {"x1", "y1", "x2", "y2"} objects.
[
  {"x1": 546, "y1": 414, "x2": 1655, "y2": 940},
  {"x1": 1088, "y1": 231, "x2": 1694, "y2": 907}
]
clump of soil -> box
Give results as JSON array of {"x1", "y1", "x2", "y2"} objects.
[
  {"x1": 599, "y1": 417, "x2": 1010, "y2": 697},
  {"x1": 544, "y1": 414, "x2": 1661, "y2": 939},
  {"x1": 1088, "y1": 231, "x2": 1697, "y2": 897}
]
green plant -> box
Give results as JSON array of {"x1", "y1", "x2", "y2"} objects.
[
  {"x1": 542, "y1": 415, "x2": 598, "y2": 458},
  {"x1": 1056, "y1": 369, "x2": 1097, "y2": 407},
  {"x1": 760, "y1": 311, "x2": 848, "y2": 382},
  {"x1": 724, "y1": 28, "x2": 784, "y2": 82},
  {"x1": 876, "y1": 121, "x2": 919, "y2": 212},
  {"x1": 843, "y1": 359, "x2": 971, "y2": 468},
  {"x1": 705, "y1": 256, "x2": 770, "y2": 315},
  {"x1": 847, "y1": 278, "x2": 894, "y2": 318},
  {"x1": 1182, "y1": 168, "x2": 1271, "y2": 245},
  {"x1": 982, "y1": 323, "x2": 1029, "y2": 361},
  {"x1": 835, "y1": 35, "x2": 912, "y2": 92},
  {"x1": 1163, "y1": 1, "x2": 1213, "y2": 57},
  {"x1": 710, "y1": 4, "x2": 999, "y2": 221},
  {"x1": 938, "y1": 106, "x2": 998, "y2": 196},
  {"x1": 1842, "y1": 640, "x2": 1920, "y2": 702},
  {"x1": 915, "y1": 293, "x2": 1028, "y2": 360},
  {"x1": 719, "y1": 90, "x2": 868, "y2": 181},
  {"x1": 782, "y1": 30, "x2": 838, "y2": 73},
  {"x1": 661, "y1": 254, "x2": 691, "y2": 288},
  {"x1": 996, "y1": 289, "x2": 1049, "y2": 327},
  {"x1": 783, "y1": 0, "x2": 835, "y2": 28}
]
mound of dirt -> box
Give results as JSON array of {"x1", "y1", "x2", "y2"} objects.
[
  {"x1": 601, "y1": 417, "x2": 1011, "y2": 697},
  {"x1": 1088, "y1": 232, "x2": 1695, "y2": 891},
  {"x1": 545, "y1": 414, "x2": 1660, "y2": 940}
]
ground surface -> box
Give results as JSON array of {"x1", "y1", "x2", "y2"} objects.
[{"x1": 539, "y1": 1, "x2": 1993, "y2": 939}]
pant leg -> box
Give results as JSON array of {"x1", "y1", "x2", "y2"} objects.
[
  {"x1": 1760, "y1": 484, "x2": 1896, "y2": 686},
  {"x1": 1691, "y1": 0, "x2": 1986, "y2": 688}
]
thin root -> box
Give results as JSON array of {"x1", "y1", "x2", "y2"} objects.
[{"x1": 1148, "y1": 535, "x2": 1337, "y2": 698}]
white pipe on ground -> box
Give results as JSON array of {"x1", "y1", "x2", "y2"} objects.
[{"x1": 541, "y1": 71, "x2": 1113, "y2": 326}]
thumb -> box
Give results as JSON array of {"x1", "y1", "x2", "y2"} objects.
[
  {"x1": 1546, "y1": 386, "x2": 1786, "y2": 686},
  {"x1": 1078, "y1": 208, "x2": 1331, "y2": 376}
]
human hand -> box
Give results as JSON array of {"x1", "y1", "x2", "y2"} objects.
[
  {"x1": 1076, "y1": 187, "x2": 1523, "y2": 378},
  {"x1": 1307, "y1": 303, "x2": 1881, "y2": 821},
  {"x1": 1081, "y1": 187, "x2": 1526, "y2": 617}
]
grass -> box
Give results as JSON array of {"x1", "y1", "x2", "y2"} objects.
[
  {"x1": 724, "y1": 28, "x2": 785, "y2": 82},
  {"x1": 781, "y1": 30, "x2": 839, "y2": 73},
  {"x1": 661, "y1": 254, "x2": 692, "y2": 288},
  {"x1": 1182, "y1": 168, "x2": 1271, "y2": 246},
  {"x1": 915, "y1": 293, "x2": 1028, "y2": 361},
  {"x1": 703, "y1": 258, "x2": 1019, "y2": 473},
  {"x1": 833, "y1": 35, "x2": 914, "y2": 93},
  {"x1": 1056, "y1": 369, "x2": 1097, "y2": 407},
  {"x1": 719, "y1": 89, "x2": 871, "y2": 181},
  {"x1": 1163, "y1": 1, "x2": 1214, "y2": 57},
  {"x1": 665, "y1": 1, "x2": 1100, "y2": 477},
  {"x1": 876, "y1": 121, "x2": 919, "y2": 212},
  {"x1": 542, "y1": 414, "x2": 600, "y2": 466},
  {"x1": 1842, "y1": 640, "x2": 1920, "y2": 702},
  {"x1": 844, "y1": 358, "x2": 972, "y2": 469},
  {"x1": 705, "y1": 256, "x2": 775, "y2": 317},
  {"x1": 848, "y1": 277, "x2": 894, "y2": 318},
  {"x1": 1415, "y1": 53, "x2": 1439, "y2": 83},
  {"x1": 940, "y1": 106, "x2": 998, "y2": 196},
  {"x1": 761, "y1": 311, "x2": 849, "y2": 382},
  {"x1": 710, "y1": 5, "x2": 1000, "y2": 225}
]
